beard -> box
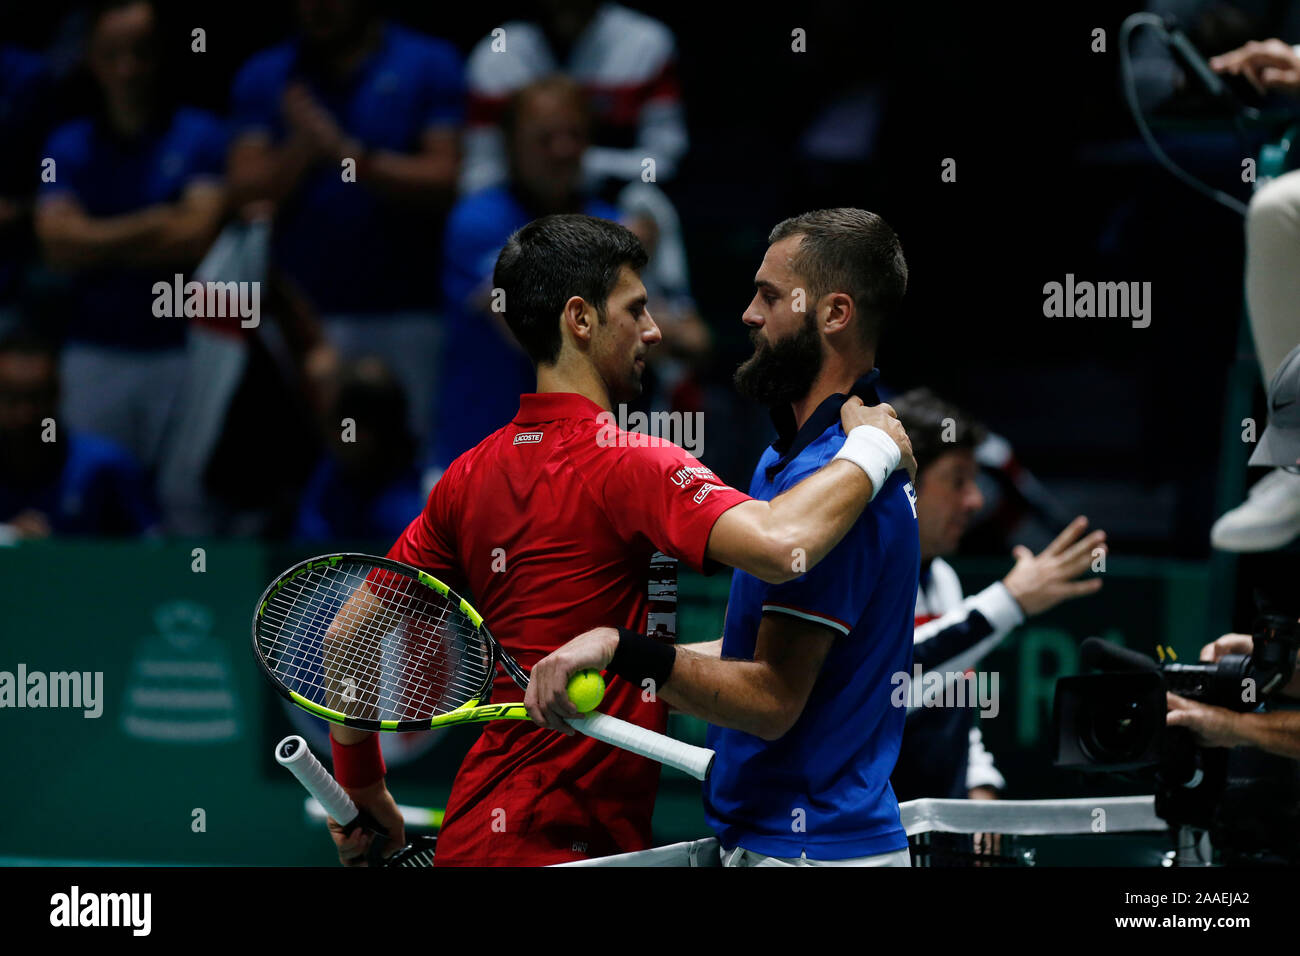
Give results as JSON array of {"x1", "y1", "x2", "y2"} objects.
[{"x1": 733, "y1": 313, "x2": 824, "y2": 407}]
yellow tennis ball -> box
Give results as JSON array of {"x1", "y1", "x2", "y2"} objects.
[{"x1": 567, "y1": 669, "x2": 606, "y2": 712}]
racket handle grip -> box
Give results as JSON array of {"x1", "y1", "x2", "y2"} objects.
[
  {"x1": 276, "y1": 735, "x2": 360, "y2": 827},
  {"x1": 568, "y1": 712, "x2": 715, "y2": 781}
]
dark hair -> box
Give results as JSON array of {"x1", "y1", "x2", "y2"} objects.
[
  {"x1": 890, "y1": 387, "x2": 987, "y2": 477},
  {"x1": 768, "y1": 207, "x2": 907, "y2": 346},
  {"x1": 493, "y1": 214, "x2": 648, "y2": 365}
]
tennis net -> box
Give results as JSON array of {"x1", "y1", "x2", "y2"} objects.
[{"x1": 553, "y1": 795, "x2": 1170, "y2": 867}]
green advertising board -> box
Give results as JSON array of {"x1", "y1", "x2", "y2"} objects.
[{"x1": 0, "y1": 541, "x2": 1212, "y2": 864}]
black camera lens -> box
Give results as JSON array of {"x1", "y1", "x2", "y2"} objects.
[{"x1": 1083, "y1": 697, "x2": 1150, "y2": 763}]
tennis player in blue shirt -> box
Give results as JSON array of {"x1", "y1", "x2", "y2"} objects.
[{"x1": 529, "y1": 207, "x2": 920, "y2": 866}]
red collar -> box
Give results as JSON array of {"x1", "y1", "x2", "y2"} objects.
[{"x1": 513, "y1": 392, "x2": 606, "y2": 426}]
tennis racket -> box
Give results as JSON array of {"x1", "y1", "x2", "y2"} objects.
[
  {"x1": 252, "y1": 553, "x2": 714, "y2": 780},
  {"x1": 276, "y1": 734, "x2": 438, "y2": 867}
]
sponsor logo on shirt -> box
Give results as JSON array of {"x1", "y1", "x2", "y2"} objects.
[
  {"x1": 693, "y1": 483, "x2": 717, "y2": 504},
  {"x1": 513, "y1": 431, "x2": 544, "y2": 445},
  {"x1": 670, "y1": 465, "x2": 717, "y2": 488}
]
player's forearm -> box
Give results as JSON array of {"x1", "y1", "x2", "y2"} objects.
[
  {"x1": 320, "y1": 586, "x2": 386, "y2": 735},
  {"x1": 707, "y1": 461, "x2": 874, "y2": 583},
  {"x1": 330, "y1": 725, "x2": 372, "y2": 745},
  {"x1": 764, "y1": 459, "x2": 875, "y2": 573},
  {"x1": 682, "y1": 638, "x2": 722, "y2": 658},
  {"x1": 659, "y1": 650, "x2": 795, "y2": 740},
  {"x1": 1232, "y1": 710, "x2": 1300, "y2": 758}
]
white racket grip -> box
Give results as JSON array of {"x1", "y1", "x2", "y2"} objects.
[
  {"x1": 568, "y1": 712, "x2": 715, "y2": 781},
  {"x1": 275, "y1": 735, "x2": 360, "y2": 826}
]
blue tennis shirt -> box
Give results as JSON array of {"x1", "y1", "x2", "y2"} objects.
[
  {"x1": 229, "y1": 22, "x2": 465, "y2": 314},
  {"x1": 39, "y1": 108, "x2": 227, "y2": 349},
  {"x1": 703, "y1": 370, "x2": 920, "y2": 859}
]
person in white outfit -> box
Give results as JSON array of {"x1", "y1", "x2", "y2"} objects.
[{"x1": 1209, "y1": 38, "x2": 1300, "y2": 550}]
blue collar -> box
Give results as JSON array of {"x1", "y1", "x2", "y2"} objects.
[{"x1": 766, "y1": 369, "x2": 883, "y2": 480}]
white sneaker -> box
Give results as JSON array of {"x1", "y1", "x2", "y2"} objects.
[{"x1": 1210, "y1": 467, "x2": 1300, "y2": 552}]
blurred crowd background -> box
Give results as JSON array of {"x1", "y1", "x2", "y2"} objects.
[{"x1": 0, "y1": 0, "x2": 1292, "y2": 563}]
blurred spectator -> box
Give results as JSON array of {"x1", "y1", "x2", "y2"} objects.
[
  {"x1": 0, "y1": 44, "x2": 53, "y2": 332},
  {"x1": 889, "y1": 388, "x2": 1105, "y2": 803},
  {"x1": 618, "y1": 181, "x2": 710, "y2": 412},
  {"x1": 33, "y1": 0, "x2": 227, "y2": 472},
  {"x1": 226, "y1": 0, "x2": 465, "y2": 449},
  {"x1": 161, "y1": 220, "x2": 329, "y2": 537},
  {"x1": 462, "y1": 0, "x2": 686, "y2": 193},
  {"x1": 295, "y1": 356, "x2": 422, "y2": 542},
  {"x1": 0, "y1": 328, "x2": 157, "y2": 540},
  {"x1": 427, "y1": 75, "x2": 620, "y2": 475},
  {"x1": 1128, "y1": 1, "x2": 1300, "y2": 111}
]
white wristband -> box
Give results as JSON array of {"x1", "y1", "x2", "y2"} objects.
[{"x1": 833, "y1": 425, "x2": 901, "y2": 501}]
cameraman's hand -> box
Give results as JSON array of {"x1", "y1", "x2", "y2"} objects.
[
  {"x1": 1210, "y1": 39, "x2": 1300, "y2": 96},
  {"x1": 1202, "y1": 632, "x2": 1300, "y2": 699},
  {"x1": 1199, "y1": 633, "x2": 1252, "y2": 662},
  {"x1": 1165, "y1": 693, "x2": 1244, "y2": 749},
  {"x1": 1001, "y1": 516, "x2": 1106, "y2": 617}
]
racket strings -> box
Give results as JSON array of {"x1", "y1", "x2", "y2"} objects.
[
  {"x1": 269, "y1": 569, "x2": 484, "y2": 718},
  {"x1": 257, "y1": 561, "x2": 492, "y2": 721}
]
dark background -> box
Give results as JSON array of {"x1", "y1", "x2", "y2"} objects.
[
  {"x1": 3, "y1": 0, "x2": 1297, "y2": 862},
  {"x1": 2, "y1": 0, "x2": 1273, "y2": 558}
]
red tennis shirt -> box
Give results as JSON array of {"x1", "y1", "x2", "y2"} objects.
[{"x1": 387, "y1": 392, "x2": 750, "y2": 865}]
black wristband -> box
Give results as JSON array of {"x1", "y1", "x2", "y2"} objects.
[{"x1": 609, "y1": 627, "x2": 677, "y2": 692}]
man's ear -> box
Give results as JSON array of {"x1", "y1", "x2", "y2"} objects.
[
  {"x1": 561, "y1": 295, "x2": 594, "y2": 346},
  {"x1": 822, "y1": 292, "x2": 855, "y2": 336}
]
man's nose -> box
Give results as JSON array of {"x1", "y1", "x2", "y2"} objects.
[{"x1": 642, "y1": 310, "x2": 662, "y2": 344}]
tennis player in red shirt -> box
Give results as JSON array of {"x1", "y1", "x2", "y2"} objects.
[{"x1": 326, "y1": 214, "x2": 914, "y2": 866}]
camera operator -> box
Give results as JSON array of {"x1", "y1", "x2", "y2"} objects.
[
  {"x1": 1167, "y1": 632, "x2": 1300, "y2": 757},
  {"x1": 1170, "y1": 348, "x2": 1300, "y2": 758}
]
